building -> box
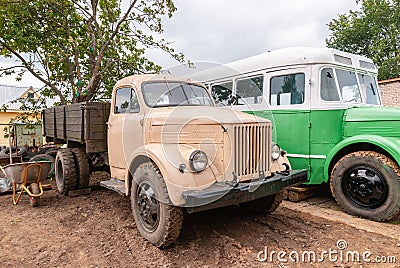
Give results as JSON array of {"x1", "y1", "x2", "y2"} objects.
[
  {"x1": 379, "y1": 78, "x2": 400, "y2": 108},
  {"x1": 0, "y1": 85, "x2": 44, "y2": 145}
]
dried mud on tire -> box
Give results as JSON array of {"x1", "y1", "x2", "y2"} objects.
[{"x1": 0, "y1": 173, "x2": 399, "y2": 268}]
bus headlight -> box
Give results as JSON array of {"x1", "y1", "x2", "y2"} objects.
[
  {"x1": 189, "y1": 150, "x2": 208, "y2": 172},
  {"x1": 271, "y1": 144, "x2": 281, "y2": 161}
]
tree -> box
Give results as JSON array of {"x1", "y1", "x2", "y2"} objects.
[
  {"x1": 326, "y1": 0, "x2": 400, "y2": 80},
  {"x1": 0, "y1": 0, "x2": 184, "y2": 104}
]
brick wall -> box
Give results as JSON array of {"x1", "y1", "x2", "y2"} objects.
[{"x1": 378, "y1": 78, "x2": 400, "y2": 108}]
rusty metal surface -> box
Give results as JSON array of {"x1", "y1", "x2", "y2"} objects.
[
  {"x1": 3, "y1": 161, "x2": 52, "y2": 184},
  {"x1": 14, "y1": 124, "x2": 43, "y2": 148}
]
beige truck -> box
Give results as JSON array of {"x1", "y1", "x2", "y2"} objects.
[{"x1": 43, "y1": 75, "x2": 307, "y2": 247}]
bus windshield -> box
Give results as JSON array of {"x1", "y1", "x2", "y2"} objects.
[
  {"x1": 142, "y1": 82, "x2": 214, "y2": 108},
  {"x1": 320, "y1": 68, "x2": 380, "y2": 105}
]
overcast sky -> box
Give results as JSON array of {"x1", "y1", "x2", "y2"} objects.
[{"x1": 0, "y1": 0, "x2": 359, "y2": 87}]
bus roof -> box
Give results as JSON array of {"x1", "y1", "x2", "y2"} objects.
[{"x1": 190, "y1": 47, "x2": 377, "y2": 82}]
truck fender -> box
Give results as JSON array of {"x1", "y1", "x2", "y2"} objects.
[
  {"x1": 324, "y1": 135, "x2": 400, "y2": 181},
  {"x1": 125, "y1": 144, "x2": 217, "y2": 206}
]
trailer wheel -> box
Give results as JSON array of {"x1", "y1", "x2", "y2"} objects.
[
  {"x1": 131, "y1": 162, "x2": 183, "y2": 248},
  {"x1": 29, "y1": 183, "x2": 41, "y2": 207},
  {"x1": 331, "y1": 151, "x2": 400, "y2": 222},
  {"x1": 72, "y1": 148, "x2": 90, "y2": 189},
  {"x1": 55, "y1": 149, "x2": 77, "y2": 195},
  {"x1": 240, "y1": 191, "x2": 284, "y2": 214}
]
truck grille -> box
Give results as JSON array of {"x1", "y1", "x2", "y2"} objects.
[{"x1": 233, "y1": 124, "x2": 271, "y2": 176}]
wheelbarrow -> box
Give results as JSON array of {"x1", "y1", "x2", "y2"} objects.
[{"x1": 1, "y1": 161, "x2": 52, "y2": 207}]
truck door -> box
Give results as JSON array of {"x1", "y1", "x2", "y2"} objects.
[
  {"x1": 263, "y1": 67, "x2": 312, "y2": 173},
  {"x1": 108, "y1": 87, "x2": 143, "y2": 180}
]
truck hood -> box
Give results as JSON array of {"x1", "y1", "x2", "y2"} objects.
[
  {"x1": 345, "y1": 106, "x2": 400, "y2": 122},
  {"x1": 148, "y1": 106, "x2": 270, "y2": 126}
]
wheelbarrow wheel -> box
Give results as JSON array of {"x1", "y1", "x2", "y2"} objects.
[
  {"x1": 29, "y1": 183, "x2": 41, "y2": 207},
  {"x1": 55, "y1": 149, "x2": 77, "y2": 195}
]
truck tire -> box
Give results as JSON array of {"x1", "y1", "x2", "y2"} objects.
[
  {"x1": 55, "y1": 149, "x2": 77, "y2": 195},
  {"x1": 131, "y1": 162, "x2": 183, "y2": 248},
  {"x1": 29, "y1": 154, "x2": 55, "y2": 178},
  {"x1": 29, "y1": 183, "x2": 41, "y2": 207},
  {"x1": 1, "y1": 146, "x2": 27, "y2": 157},
  {"x1": 72, "y1": 148, "x2": 90, "y2": 189},
  {"x1": 330, "y1": 151, "x2": 400, "y2": 222},
  {"x1": 45, "y1": 148, "x2": 59, "y2": 158},
  {"x1": 240, "y1": 191, "x2": 284, "y2": 214}
]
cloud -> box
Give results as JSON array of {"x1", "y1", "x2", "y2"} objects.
[{"x1": 146, "y1": 0, "x2": 360, "y2": 68}]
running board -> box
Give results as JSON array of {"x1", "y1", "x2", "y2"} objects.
[{"x1": 100, "y1": 178, "x2": 125, "y2": 196}]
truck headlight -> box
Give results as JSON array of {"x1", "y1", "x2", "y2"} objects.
[
  {"x1": 189, "y1": 150, "x2": 208, "y2": 172},
  {"x1": 271, "y1": 144, "x2": 281, "y2": 161}
]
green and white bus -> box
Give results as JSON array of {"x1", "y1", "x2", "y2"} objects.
[{"x1": 191, "y1": 47, "x2": 400, "y2": 222}]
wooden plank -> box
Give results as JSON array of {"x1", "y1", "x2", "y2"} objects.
[
  {"x1": 86, "y1": 140, "x2": 108, "y2": 153},
  {"x1": 284, "y1": 185, "x2": 322, "y2": 202}
]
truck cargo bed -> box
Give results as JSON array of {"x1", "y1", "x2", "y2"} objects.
[{"x1": 43, "y1": 102, "x2": 110, "y2": 153}]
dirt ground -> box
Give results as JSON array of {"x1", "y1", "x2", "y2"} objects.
[{"x1": 1, "y1": 172, "x2": 399, "y2": 268}]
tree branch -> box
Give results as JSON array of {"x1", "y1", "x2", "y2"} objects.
[{"x1": 0, "y1": 40, "x2": 67, "y2": 104}]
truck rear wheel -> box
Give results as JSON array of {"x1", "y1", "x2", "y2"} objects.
[
  {"x1": 131, "y1": 162, "x2": 183, "y2": 248},
  {"x1": 72, "y1": 148, "x2": 90, "y2": 189},
  {"x1": 240, "y1": 191, "x2": 283, "y2": 214},
  {"x1": 330, "y1": 151, "x2": 400, "y2": 222},
  {"x1": 55, "y1": 149, "x2": 77, "y2": 195}
]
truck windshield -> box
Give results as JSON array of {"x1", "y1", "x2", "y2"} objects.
[
  {"x1": 142, "y1": 82, "x2": 214, "y2": 107},
  {"x1": 320, "y1": 68, "x2": 380, "y2": 105}
]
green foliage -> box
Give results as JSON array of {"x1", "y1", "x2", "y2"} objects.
[
  {"x1": 326, "y1": 0, "x2": 400, "y2": 80},
  {"x1": 0, "y1": 0, "x2": 184, "y2": 104}
]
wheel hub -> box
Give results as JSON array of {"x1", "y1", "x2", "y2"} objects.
[
  {"x1": 343, "y1": 166, "x2": 388, "y2": 209},
  {"x1": 136, "y1": 181, "x2": 160, "y2": 232}
]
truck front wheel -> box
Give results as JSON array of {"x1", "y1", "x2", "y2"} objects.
[
  {"x1": 330, "y1": 151, "x2": 400, "y2": 221},
  {"x1": 131, "y1": 162, "x2": 183, "y2": 248}
]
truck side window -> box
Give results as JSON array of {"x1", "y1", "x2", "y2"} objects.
[
  {"x1": 320, "y1": 68, "x2": 340, "y2": 101},
  {"x1": 270, "y1": 73, "x2": 305, "y2": 106},
  {"x1": 211, "y1": 81, "x2": 233, "y2": 106},
  {"x1": 114, "y1": 87, "x2": 140, "y2": 114},
  {"x1": 236, "y1": 76, "x2": 263, "y2": 105}
]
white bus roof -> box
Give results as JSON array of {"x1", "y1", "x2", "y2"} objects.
[{"x1": 190, "y1": 47, "x2": 377, "y2": 82}]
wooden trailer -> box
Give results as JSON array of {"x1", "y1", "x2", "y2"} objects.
[{"x1": 42, "y1": 102, "x2": 110, "y2": 153}]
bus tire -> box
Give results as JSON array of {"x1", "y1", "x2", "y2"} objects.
[{"x1": 330, "y1": 151, "x2": 400, "y2": 222}]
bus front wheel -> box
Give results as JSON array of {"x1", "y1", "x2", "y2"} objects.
[{"x1": 330, "y1": 151, "x2": 400, "y2": 222}]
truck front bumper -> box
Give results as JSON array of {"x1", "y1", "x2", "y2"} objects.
[{"x1": 182, "y1": 169, "x2": 308, "y2": 213}]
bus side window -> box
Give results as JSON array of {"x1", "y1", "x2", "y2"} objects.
[
  {"x1": 211, "y1": 81, "x2": 233, "y2": 106},
  {"x1": 236, "y1": 76, "x2": 264, "y2": 105},
  {"x1": 270, "y1": 73, "x2": 305, "y2": 106}
]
